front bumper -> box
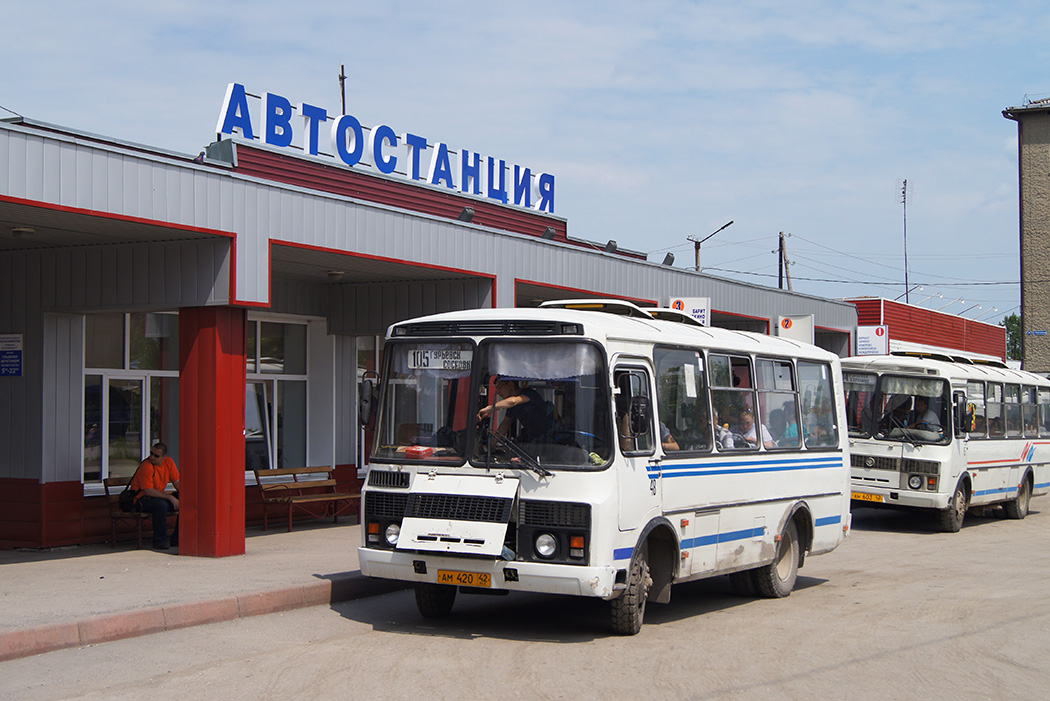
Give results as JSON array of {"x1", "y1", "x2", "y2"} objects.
[{"x1": 359, "y1": 547, "x2": 621, "y2": 600}]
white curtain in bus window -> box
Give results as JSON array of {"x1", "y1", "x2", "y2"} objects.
[
  {"x1": 485, "y1": 342, "x2": 599, "y2": 381},
  {"x1": 1004, "y1": 384, "x2": 1023, "y2": 437},
  {"x1": 844, "y1": 372, "x2": 877, "y2": 436},
  {"x1": 1040, "y1": 389, "x2": 1050, "y2": 437}
]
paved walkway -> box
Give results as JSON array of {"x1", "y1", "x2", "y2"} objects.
[{"x1": 0, "y1": 522, "x2": 407, "y2": 662}]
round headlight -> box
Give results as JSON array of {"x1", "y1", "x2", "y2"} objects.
[
  {"x1": 908, "y1": 474, "x2": 923, "y2": 490},
  {"x1": 535, "y1": 533, "x2": 557, "y2": 558},
  {"x1": 385, "y1": 523, "x2": 400, "y2": 546}
]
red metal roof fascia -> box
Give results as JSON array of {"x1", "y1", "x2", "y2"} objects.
[
  {"x1": 234, "y1": 144, "x2": 563, "y2": 234},
  {"x1": 851, "y1": 298, "x2": 1006, "y2": 360},
  {"x1": 849, "y1": 298, "x2": 884, "y2": 326}
]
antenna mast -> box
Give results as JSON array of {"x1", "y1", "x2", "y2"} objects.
[{"x1": 338, "y1": 64, "x2": 347, "y2": 115}]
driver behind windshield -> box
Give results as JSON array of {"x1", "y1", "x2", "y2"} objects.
[
  {"x1": 477, "y1": 376, "x2": 553, "y2": 442},
  {"x1": 909, "y1": 396, "x2": 941, "y2": 430}
]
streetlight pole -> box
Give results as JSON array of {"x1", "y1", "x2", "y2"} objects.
[{"x1": 689, "y1": 221, "x2": 734, "y2": 272}]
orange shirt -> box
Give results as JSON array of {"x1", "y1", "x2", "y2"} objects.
[{"x1": 130, "y1": 457, "x2": 180, "y2": 501}]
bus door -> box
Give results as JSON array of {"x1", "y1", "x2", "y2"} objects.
[{"x1": 614, "y1": 365, "x2": 660, "y2": 531}]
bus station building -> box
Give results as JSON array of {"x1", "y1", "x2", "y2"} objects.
[{"x1": 1, "y1": 87, "x2": 865, "y2": 555}]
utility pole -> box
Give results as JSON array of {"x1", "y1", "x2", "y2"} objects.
[
  {"x1": 688, "y1": 221, "x2": 734, "y2": 272},
  {"x1": 338, "y1": 64, "x2": 347, "y2": 115},
  {"x1": 778, "y1": 232, "x2": 793, "y2": 291},
  {"x1": 901, "y1": 179, "x2": 910, "y2": 304}
]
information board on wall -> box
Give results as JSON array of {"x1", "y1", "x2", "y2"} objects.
[
  {"x1": 0, "y1": 333, "x2": 23, "y2": 377},
  {"x1": 669, "y1": 297, "x2": 711, "y2": 326},
  {"x1": 857, "y1": 325, "x2": 889, "y2": 355}
]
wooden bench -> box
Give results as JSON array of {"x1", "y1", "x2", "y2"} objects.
[
  {"x1": 253, "y1": 466, "x2": 360, "y2": 532},
  {"x1": 102, "y1": 476, "x2": 181, "y2": 549}
]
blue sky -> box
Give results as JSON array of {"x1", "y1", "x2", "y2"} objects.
[{"x1": 5, "y1": 0, "x2": 1048, "y2": 324}]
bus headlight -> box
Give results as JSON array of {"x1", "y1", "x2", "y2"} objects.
[
  {"x1": 385, "y1": 523, "x2": 401, "y2": 546},
  {"x1": 907, "y1": 474, "x2": 923, "y2": 490},
  {"x1": 535, "y1": 533, "x2": 557, "y2": 558}
]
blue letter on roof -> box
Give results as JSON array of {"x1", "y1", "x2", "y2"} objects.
[
  {"x1": 263, "y1": 92, "x2": 294, "y2": 147},
  {"x1": 216, "y1": 83, "x2": 255, "y2": 140}
]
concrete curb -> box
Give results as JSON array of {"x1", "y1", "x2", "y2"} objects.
[{"x1": 0, "y1": 572, "x2": 410, "y2": 663}]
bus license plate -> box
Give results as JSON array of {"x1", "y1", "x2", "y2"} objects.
[
  {"x1": 852, "y1": 491, "x2": 884, "y2": 503},
  {"x1": 437, "y1": 570, "x2": 492, "y2": 588}
]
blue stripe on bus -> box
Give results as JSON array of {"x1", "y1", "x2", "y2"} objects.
[
  {"x1": 1036, "y1": 482, "x2": 1050, "y2": 490},
  {"x1": 647, "y1": 456, "x2": 844, "y2": 480},
  {"x1": 974, "y1": 486, "x2": 1017, "y2": 497},
  {"x1": 615, "y1": 516, "x2": 843, "y2": 561}
]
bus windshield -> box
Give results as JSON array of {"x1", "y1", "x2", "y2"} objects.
[
  {"x1": 372, "y1": 340, "x2": 612, "y2": 470},
  {"x1": 846, "y1": 371, "x2": 950, "y2": 444}
]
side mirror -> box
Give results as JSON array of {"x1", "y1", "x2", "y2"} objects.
[
  {"x1": 954, "y1": 392, "x2": 973, "y2": 435},
  {"x1": 629, "y1": 395, "x2": 652, "y2": 435},
  {"x1": 359, "y1": 374, "x2": 378, "y2": 428}
]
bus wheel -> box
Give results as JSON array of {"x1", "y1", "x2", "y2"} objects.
[
  {"x1": 611, "y1": 554, "x2": 652, "y2": 635},
  {"x1": 755, "y1": 520, "x2": 799, "y2": 598},
  {"x1": 939, "y1": 481, "x2": 969, "y2": 533},
  {"x1": 415, "y1": 583, "x2": 457, "y2": 618},
  {"x1": 1005, "y1": 475, "x2": 1031, "y2": 520}
]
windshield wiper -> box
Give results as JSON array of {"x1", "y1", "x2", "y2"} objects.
[{"x1": 484, "y1": 430, "x2": 552, "y2": 478}]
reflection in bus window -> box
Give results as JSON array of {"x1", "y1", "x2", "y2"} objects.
[{"x1": 654, "y1": 347, "x2": 711, "y2": 453}]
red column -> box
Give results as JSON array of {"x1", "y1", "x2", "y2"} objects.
[{"x1": 178, "y1": 307, "x2": 246, "y2": 557}]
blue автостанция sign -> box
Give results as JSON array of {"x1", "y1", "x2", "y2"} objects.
[{"x1": 216, "y1": 83, "x2": 555, "y2": 214}]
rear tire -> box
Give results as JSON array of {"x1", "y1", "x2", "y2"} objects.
[
  {"x1": 754, "y1": 520, "x2": 800, "y2": 598},
  {"x1": 415, "y1": 583, "x2": 457, "y2": 618},
  {"x1": 1004, "y1": 475, "x2": 1031, "y2": 520},
  {"x1": 611, "y1": 554, "x2": 651, "y2": 635},
  {"x1": 939, "y1": 481, "x2": 969, "y2": 533}
]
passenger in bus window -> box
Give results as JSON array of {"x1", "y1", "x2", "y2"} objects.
[
  {"x1": 740, "y1": 410, "x2": 775, "y2": 449},
  {"x1": 908, "y1": 396, "x2": 940, "y2": 430},
  {"x1": 713, "y1": 408, "x2": 735, "y2": 449},
  {"x1": 659, "y1": 421, "x2": 679, "y2": 451}
]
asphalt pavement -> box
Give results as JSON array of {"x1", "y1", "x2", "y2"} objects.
[{"x1": 0, "y1": 521, "x2": 407, "y2": 662}]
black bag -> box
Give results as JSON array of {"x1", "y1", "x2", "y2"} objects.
[{"x1": 118, "y1": 479, "x2": 138, "y2": 512}]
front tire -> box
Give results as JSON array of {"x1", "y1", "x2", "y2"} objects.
[
  {"x1": 611, "y1": 554, "x2": 651, "y2": 635},
  {"x1": 754, "y1": 520, "x2": 800, "y2": 598},
  {"x1": 939, "y1": 481, "x2": 969, "y2": 532},
  {"x1": 1004, "y1": 475, "x2": 1031, "y2": 520},
  {"x1": 415, "y1": 583, "x2": 457, "y2": 618}
]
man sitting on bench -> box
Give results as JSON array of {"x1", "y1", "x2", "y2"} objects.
[{"x1": 130, "y1": 442, "x2": 180, "y2": 550}]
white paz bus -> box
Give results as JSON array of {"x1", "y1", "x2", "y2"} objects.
[
  {"x1": 358, "y1": 301, "x2": 851, "y2": 634},
  {"x1": 843, "y1": 352, "x2": 1050, "y2": 531}
]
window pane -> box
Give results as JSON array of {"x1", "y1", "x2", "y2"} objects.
[
  {"x1": 85, "y1": 314, "x2": 124, "y2": 369},
  {"x1": 149, "y1": 376, "x2": 179, "y2": 463},
  {"x1": 130, "y1": 312, "x2": 179, "y2": 371},
  {"x1": 84, "y1": 375, "x2": 102, "y2": 482},
  {"x1": 108, "y1": 379, "x2": 143, "y2": 479},
  {"x1": 654, "y1": 347, "x2": 711, "y2": 452},
  {"x1": 246, "y1": 322, "x2": 257, "y2": 374},
  {"x1": 245, "y1": 382, "x2": 271, "y2": 471},
  {"x1": 260, "y1": 322, "x2": 306, "y2": 375},
  {"x1": 799, "y1": 361, "x2": 838, "y2": 448},
  {"x1": 277, "y1": 381, "x2": 307, "y2": 468}
]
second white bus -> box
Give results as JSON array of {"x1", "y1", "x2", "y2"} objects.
[{"x1": 843, "y1": 352, "x2": 1050, "y2": 531}]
